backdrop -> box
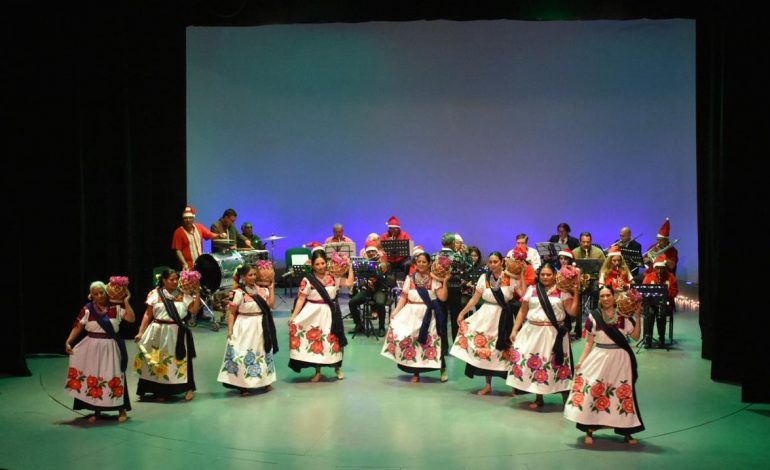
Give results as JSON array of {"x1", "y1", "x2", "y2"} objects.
[{"x1": 187, "y1": 19, "x2": 697, "y2": 280}]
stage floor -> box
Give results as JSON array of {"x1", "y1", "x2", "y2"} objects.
[{"x1": 1, "y1": 302, "x2": 768, "y2": 469}]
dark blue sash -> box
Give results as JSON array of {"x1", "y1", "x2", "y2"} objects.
[
  {"x1": 157, "y1": 288, "x2": 196, "y2": 361},
  {"x1": 415, "y1": 281, "x2": 445, "y2": 348},
  {"x1": 87, "y1": 302, "x2": 127, "y2": 372},
  {"x1": 490, "y1": 283, "x2": 514, "y2": 352},
  {"x1": 242, "y1": 288, "x2": 279, "y2": 354},
  {"x1": 535, "y1": 283, "x2": 571, "y2": 367},
  {"x1": 305, "y1": 274, "x2": 348, "y2": 348}
]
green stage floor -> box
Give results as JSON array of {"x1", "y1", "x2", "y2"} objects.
[{"x1": 2, "y1": 303, "x2": 768, "y2": 469}]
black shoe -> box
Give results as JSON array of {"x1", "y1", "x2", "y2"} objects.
[
  {"x1": 658, "y1": 338, "x2": 666, "y2": 349},
  {"x1": 644, "y1": 338, "x2": 652, "y2": 349},
  {"x1": 348, "y1": 327, "x2": 362, "y2": 334}
]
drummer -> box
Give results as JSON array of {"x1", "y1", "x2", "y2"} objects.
[
  {"x1": 238, "y1": 222, "x2": 265, "y2": 250},
  {"x1": 211, "y1": 208, "x2": 251, "y2": 253}
]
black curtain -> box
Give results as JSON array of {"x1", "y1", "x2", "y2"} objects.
[{"x1": 7, "y1": 1, "x2": 767, "y2": 403}]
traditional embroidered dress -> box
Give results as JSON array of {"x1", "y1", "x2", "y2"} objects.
[
  {"x1": 564, "y1": 312, "x2": 644, "y2": 435},
  {"x1": 450, "y1": 273, "x2": 515, "y2": 378},
  {"x1": 65, "y1": 303, "x2": 131, "y2": 411},
  {"x1": 288, "y1": 274, "x2": 345, "y2": 372},
  {"x1": 381, "y1": 274, "x2": 443, "y2": 374},
  {"x1": 218, "y1": 286, "x2": 277, "y2": 389},
  {"x1": 506, "y1": 285, "x2": 574, "y2": 393},
  {"x1": 134, "y1": 288, "x2": 196, "y2": 396}
]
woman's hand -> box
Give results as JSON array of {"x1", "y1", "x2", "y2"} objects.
[
  {"x1": 509, "y1": 331, "x2": 517, "y2": 343},
  {"x1": 134, "y1": 333, "x2": 143, "y2": 342},
  {"x1": 65, "y1": 342, "x2": 73, "y2": 355},
  {"x1": 575, "y1": 362, "x2": 582, "y2": 372}
]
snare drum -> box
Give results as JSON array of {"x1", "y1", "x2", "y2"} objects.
[{"x1": 194, "y1": 251, "x2": 243, "y2": 292}]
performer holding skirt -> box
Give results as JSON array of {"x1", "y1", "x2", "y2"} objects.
[
  {"x1": 450, "y1": 252, "x2": 515, "y2": 395},
  {"x1": 381, "y1": 252, "x2": 449, "y2": 383},
  {"x1": 133, "y1": 269, "x2": 200, "y2": 401},
  {"x1": 506, "y1": 264, "x2": 578, "y2": 408},
  {"x1": 64, "y1": 281, "x2": 135, "y2": 422},
  {"x1": 564, "y1": 285, "x2": 644, "y2": 445},
  {"x1": 288, "y1": 250, "x2": 354, "y2": 382},
  {"x1": 218, "y1": 264, "x2": 278, "y2": 393}
]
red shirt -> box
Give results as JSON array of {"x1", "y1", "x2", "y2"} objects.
[
  {"x1": 642, "y1": 270, "x2": 679, "y2": 299},
  {"x1": 380, "y1": 230, "x2": 411, "y2": 264},
  {"x1": 172, "y1": 223, "x2": 217, "y2": 268}
]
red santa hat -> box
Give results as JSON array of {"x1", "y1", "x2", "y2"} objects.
[
  {"x1": 182, "y1": 206, "x2": 196, "y2": 218},
  {"x1": 653, "y1": 255, "x2": 668, "y2": 268},
  {"x1": 607, "y1": 245, "x2": 622, "y2": 257},
  {"x1": 386, "y1": 216, "x2": 400, "y2": 228},
  {"x1": 365, "y1": 240, "x2": 379, "y2": 253},
  {"x1": 657, "y1": 218, "x2": 671, "y2": 239},
  {"x1": 304, "y1": 241, "x2": 324, "y2": 252},
  {"x1": 558, "y1": 248, "x2": 574, "y2": 259},
  {"x1": 412, "y1": 245, "x2": 425, "y2": 256}
]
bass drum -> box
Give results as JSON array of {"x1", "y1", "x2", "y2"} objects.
[{"x1": 194, "y1": 251, "x2": 243, "y2": 293}]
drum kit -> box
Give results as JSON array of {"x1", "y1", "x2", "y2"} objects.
[{"x1": 195, "y1": 234, "x2": 287, "y2": 294}]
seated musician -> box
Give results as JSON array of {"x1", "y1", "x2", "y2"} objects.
[
  {"x1": 545, "y1": 222, "x2": 580, "y2": 269},
  {"x1": 359, "y1": 233, "x2": 384, "y2": 258},
  {"x1": 380, "y1": 215, "x2": 412, "y2": 274},
  {"x1": 598, "y1": 246, "x2": 634, "y2": 291},
  {"x1": 238, "y1": 222, "x2": 265, "y2": 250},
  {"x1": 641, "y1": 255, "x2": 679, "y2": 348},
  {"x1": 505, "y1": 233, "x2": 542, "y2": 270},
  {"x1": 643, "y1": 218, "x2": 678, "y2": 274},
  {"x1": 324, "y1": 223, "x2": 354, "y2": 244},
  {"x1": 211, "y1": 208, "x2": 250, "y2": 253},
  {"x1": 348, "y1": 251, "x2": 391, "y2": 336}
]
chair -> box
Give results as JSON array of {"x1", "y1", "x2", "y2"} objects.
[{"x1": 284, "y1": 247, "x2": 311, "y2": 297}]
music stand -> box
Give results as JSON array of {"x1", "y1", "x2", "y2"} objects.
[
  {"x1": 574, "y1": 259, "x2": 602, "y2": 279},
  {"x1": 325, "y1": 241, "x2": 356, "y2": 257},
  {"x1": 381, "y1": 239, "x2": 412, "y2": 280},
  {"x1": 620, "y1": 246, "x2": 644, "y2": 274},
  {"x1": 634, "y1": 284, "x2": 671, "y2": 351},
  {"x1": 536, "y1": 242, "x2": 568, "y2": 259}
]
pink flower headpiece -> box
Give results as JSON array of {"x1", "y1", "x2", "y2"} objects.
[
  {"x1": 109, "y1": 276, "x2": 129, "y2": 286},
  {"x1": 559, "y1": 265, "x2": 577, "y2": 279},
  {"x1": 180, "y1": 270, "x2": 201, "y2": 282},
  {"x1": 627, "y1": 287, "x2": 642, "y2": 303},
  {"x1": 436, "y1": 255, "x2": 452, "y2": 268},
  {"x1": 513, "y1": 246, "x2": 528, "y2": 261},
  {"x1": 256, "y1": 260, "x2": 273, "y2": 270},
  {"x1": 330, "y1": 252, "x2": 348, "y2": 266}
]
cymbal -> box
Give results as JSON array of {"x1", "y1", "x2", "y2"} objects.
[{"x1": 263, "y1": 235, "x2": 286, "y2": 241}]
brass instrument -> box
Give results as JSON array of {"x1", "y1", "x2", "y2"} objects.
[
  {"x1": 579, "y1": 273, "x2": 591, "y2": 292},
  {"x1": 644, "y1": 238, "x2": 679, "y2": 265}
]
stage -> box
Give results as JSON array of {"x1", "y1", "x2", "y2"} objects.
[{"x1": 1, "y1": 301, "x2": 768, "y2": 469}]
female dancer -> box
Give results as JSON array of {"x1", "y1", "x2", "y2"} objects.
[
  {"x1": 218, "y1": 264, "x2": 278, "y2": 394},
  {"x1": 381, "y1": 252, "x2": 449, "y2": 383},
  {"x1": 507, "y1": 264, "x2": 578, "y2": 408},
  {"x1": 65, "y1": 281, "x2": 135, "y2": 422},
  {"x1": 134, "y1": 269, "x2": 200, "y2": 401},
  {"x1": 288, "y1": 250, "x2": 354, "y2": 382},
  {"x1": 564, "y1": 285, "x2": 644, "y2": 445},
  {"x1": 450, "y1": 252, "x2": 516, "y2": 395}
]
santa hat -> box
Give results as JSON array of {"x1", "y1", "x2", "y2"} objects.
[
  {"x1": 454, "y1": 233, "x2": 463, "y2": 243},
  {"x1": 607, "y1": 246, "x2": 622, "y2": 257},
  {"x1": 365, "y1": 240, "x2": 379, "y2": 253},
  {"x1": 558, "y1": 248, "x2": 574, "y2": 259},
  {"x1": 653, "y1": 255, "x2": 668, "y2": 268},
  {"x1": 182, "y1": 206, "x2": 196, "y2": 218},
  {"x1": 412, "y1": 245, "x2": 425, "y2": 256},
  {"x1": 304, "y1": 241, "x2": 324, "y2": 252},
  {"x1": 386, "y1": 216, "x2": 400, "y2": 228},
  {"x1": 657, "y1": 218, "x2": 670, "y2": 239}
]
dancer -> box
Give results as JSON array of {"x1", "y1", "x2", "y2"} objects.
[
  {"x1": 564, "y1": 285, "x2": 644, "y2": 445},
  {"x1": 65, "y1": 281, "x2": 135, "y2": 422}
]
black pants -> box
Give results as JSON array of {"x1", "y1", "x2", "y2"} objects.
[
  {"x1": 643, "y1": 304, "x2": 672, "y2": 344},
  {"x1": 440, "y1": 286, "x2": 463, "y2": 343},
  {"x1": 349, "y1": 290, "x2": 386, "y2": 330},
  {"x1": 575, "y1": 283, "x2": 598, "y2": 337}
]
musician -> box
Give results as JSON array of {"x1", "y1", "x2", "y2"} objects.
[
  {"x1": 545, "y1": 223, "x2": 580, "y2": 269},
  {"x1": 598, "y1": 246, "x2": 634, "y2": 291},
  {"x1": 238, "y1": 222, "x2": 265, "y2": 250},
  {"x1": 171, "y1": 206, "x2": 226, "y2": 271},
  {"x1": 462, "y1": 246, "x2": 486, "y2": 310},
  {"x1": 617, "y1": 227, "x2": 644, "y2": 280},
  {"x1": 324, "y1": 223, "x2": 354, "y2": 244},
  {"x1": 643, "y1": 218, "x2": 678, "y2": 274},
  {"x1": 380, "y1": 215, "x2": 412, "y2": 274},
  {"x1": 211, "y1": 208, "x2": 250, "y2": 253},
  {"x1": 348, "y1": 258, "x2": 391, "y2": 336},
  {"x1": 437, "y1": 232, "x2": 466, "y2": 342},
  {"x1": 572, "y1": 232, "x2": 606, "y2": 338},
  {"x1": 506, "y1": 234, "x2": 541, "y2": 270},
  {"x1": 641, "y1": 255, "x2": 679, "y2": 348},
  {"x1": 358, "y1": 233, "x2": 383, "y2": 257}
]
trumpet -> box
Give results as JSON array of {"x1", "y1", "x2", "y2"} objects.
[{"x1": 579, "y1": 274, "x2": 591, "y2": 292}]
